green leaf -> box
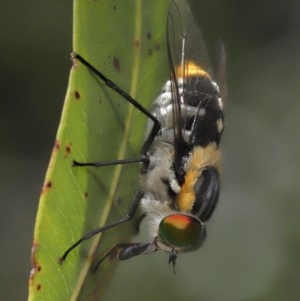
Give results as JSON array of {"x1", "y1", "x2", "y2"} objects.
[{"x1": 28, "y1": 0, "x2": 169, "y2": 300}]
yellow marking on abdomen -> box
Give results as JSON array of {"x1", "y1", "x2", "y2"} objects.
[{"x1": 176, "y1": 61, "x2": 211, "y2": 79}]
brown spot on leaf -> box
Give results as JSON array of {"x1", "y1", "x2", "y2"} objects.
[
  {"x1": 147, "y1": 32, "x2": 152, "y2": 39},
  {"x1": 41, "y1": 180, "x2": 52, "y2": 195},
  {"x1": 36, "y1": 284, "x2": 42, "y2": 291},
  {"x1": 85, "y1": 192, "x2": 89, "y2": 198},
  {"x1": 64, "y1": 143, "x2": 72, "y2": 158},
  {"x1": 46, "y1": 181, "x2": 52, "y2": 188},
  {"x1": 74, "y1": 90, "x2": 80, "y2": 100},
  {"x1": 113, "y1": 56, "x2": 120, "y2": 72}
]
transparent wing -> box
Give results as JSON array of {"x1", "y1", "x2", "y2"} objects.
[
  {"x1": 167, "y1": 0, "x2": 226, "y2": 171},
  {"x1": 214, "y1": 40, "x2": 227, "y2": 105},
  {"x1": 167, "y1": 0, "x2": 213, "y2": 79},
  {"x1": 167, "y1": 0, "x2": 213, "y2": 173}
]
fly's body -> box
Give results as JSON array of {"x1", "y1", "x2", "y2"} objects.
[
  {"x1": 60, "y1": 0, "x2": 226, "y2": 269},
  {"x1": 140, "y1": 61, "x2": 224, "y2": 257}
]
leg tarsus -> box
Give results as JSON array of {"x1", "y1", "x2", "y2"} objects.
[
  {"x1": 72, "y1": 157, "x2": 149, "y2": 168},
  {"x1": 93, "y1": 242, "x2": 152, "y2": 271}
]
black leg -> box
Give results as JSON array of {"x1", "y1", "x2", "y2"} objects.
[
  {"x1": 59, "y1": 191, "x2": 144, "y2": 264},
  {"x1": 93, "y1": 242, "x2": 152, "y2": 271},
  {"x1": 168, "y1": 248, "x2": 177, "y2": 274},
  {"x1": 72, "y1": 157, "x2": 149, "y2": 168},
  {"x1": 72, "y1": 53, "x2": 161, "y2": 155}
]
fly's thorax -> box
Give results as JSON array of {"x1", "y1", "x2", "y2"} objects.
[
  {"x1": 140, "y1": 142, "x2": 176, "y2": 206},
  {"x1": 141, "y1": 142, "x2": 221, "y2": 215},
  {"x1": 175, "y1": 143, "x2": 221, "y2": 214}
]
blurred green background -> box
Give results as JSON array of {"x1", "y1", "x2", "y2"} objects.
[{"x1": 2, "y1": 0, "x2": 300, "y2": 300}]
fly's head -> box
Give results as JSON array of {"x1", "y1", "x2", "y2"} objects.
[{"x1": 157, "y1": 213, "x2": 206, "y2": 252}]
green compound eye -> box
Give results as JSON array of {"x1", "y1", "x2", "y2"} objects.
[{"x1": 159, "y1": 214, "x2": 204, "y2": 249}]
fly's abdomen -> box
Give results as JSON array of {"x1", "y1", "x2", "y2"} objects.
[
  {"x1": 149, "y1": 65, "x2": 224, "y2": 149},
  {"x1": 185, "y1": 74, "x2": 224, "y2": 147}
]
